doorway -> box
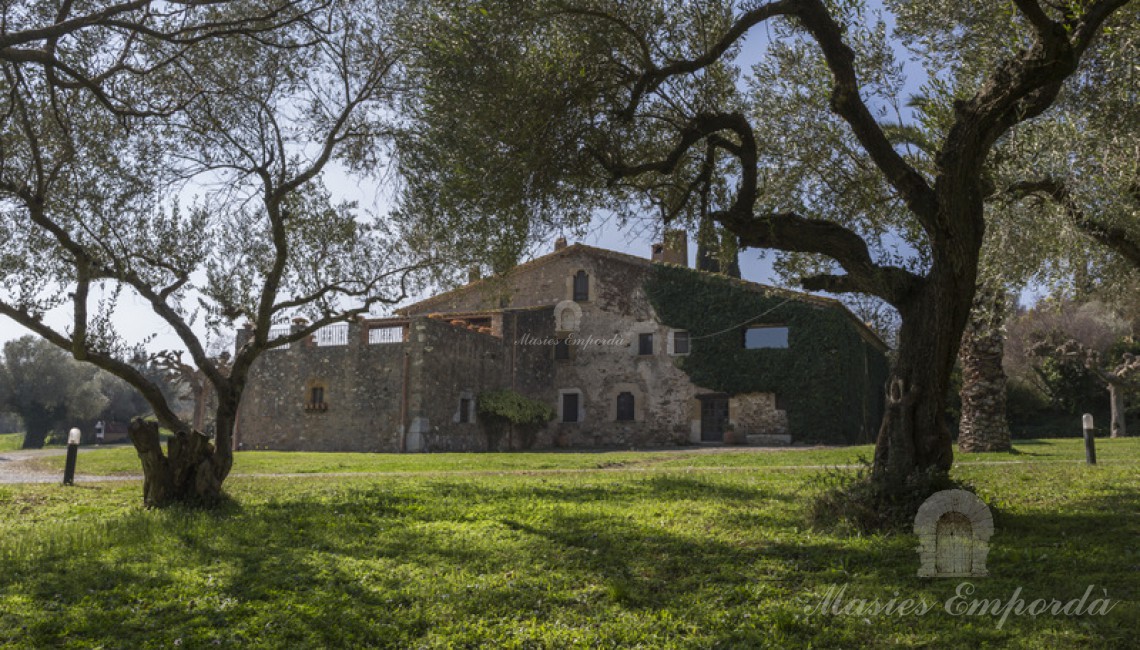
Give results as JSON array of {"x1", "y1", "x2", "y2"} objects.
[{"x1": 699, "y1": 394, "x2": 729, "y2": 442}]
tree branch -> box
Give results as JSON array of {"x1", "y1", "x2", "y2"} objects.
[
  {"x1": 1007, "y1": 177, "x2": 1140, "y2": 268},
  {"x1": 792, "y1": 0, "x2": 938, "y2": 227}
]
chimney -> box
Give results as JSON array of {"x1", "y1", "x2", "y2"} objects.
[
  {"x1": 554, "y1": 236, "x2": 568, "y2": 251},
  {"x1": 652, "y1": 230, "x2": 688, "y2": 267},
  {"x1": 236, "y1": 322, "x2": 255, "y2": 356},
  {"x1": 468, "y1": 266, "x2": 482, "y2": 283}
]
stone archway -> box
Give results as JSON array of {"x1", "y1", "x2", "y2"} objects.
[{"x1": 914, "y1": 489, "x2": 994, "y2": 577}]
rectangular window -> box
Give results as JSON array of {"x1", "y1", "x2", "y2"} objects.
[
  {"x1": 562, "y1": 392, "x2": 579, "y2": 423},
  {"x1": 310, "y1": 386, "x2": 324, "y2": 405},
  {"x1": 459, "y1": 398, "x2": 472, "y2": 423},
  {"x1": 672, "y1": 331, "x2": 690, "y2": 355},
  {"x1": 554, "y1": 337, "x2": 571, "y2": 360},
  {"x1": 638, "y1": 333, "x2": 654, "y2": 356},
  {"x1": 616, "y1": 392, "x2": 635, "y2": 421},
  {"x1": 368, "y1": 326, "x2": 404, "y2": 344},
  {"x1": 774, "y1": 393, "x2": 788, "y2": 411},
  {"x1": 744, "y1": 326, "x2": 789, "y2": 349}
]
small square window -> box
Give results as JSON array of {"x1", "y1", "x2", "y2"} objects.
[
  {"x1": 774, "y1": 394, "x2": 788, "y2": 411},
  {"x1": 305, "y1": 385, "x2": 327, "y2": 412},
  {"x1": 672, "y1": 331, "x2": 690, "y2": 355},
  {"x1": 638, "y1": 333, "x2": 654, "y2": 356}
]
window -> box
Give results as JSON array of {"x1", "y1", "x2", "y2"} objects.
[
  {"x1": 306, "y1": 384, "x2": 327, "y2": 412},
  {"x1": 672, "y1": 330, "x2": 690, "y2": 355},
  {"x1": 573, "y1": 270, "x2": 589, "y2": 301},
  {"x1": 554, "y1": 337, "x2": 571, "y2": 360},
  {"x1": 368, "y1": 326, "x2": 404, "y2": 344},
  {"x1": 744, "y1": 325, "x2": 789, "y2": 349},
  {"x1": 638, "y1": 332, "x2": 654, "y2": 355},
  {"x1": 562, "y1": 392, "x2": 580, "y2": 423},
  {"x1": 459, "y1": 398, "x2": 472, "y2": 423},
  {"x1": 774, "y1": 394, "x2": 788, "y2": 411},
  {"x1": 616, "y1": 392, "x2": 635, "y2": 421}
]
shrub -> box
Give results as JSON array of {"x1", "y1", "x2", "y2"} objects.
[
  {"x1": 476, "y1": 389, "x2": 555, "y2": 426},
  {"x1": 809, "y1": 459, "x2": 976, "y2": 534},
  {"x1": 476, "y1": 389, "x2": 556, "y2": 450}
]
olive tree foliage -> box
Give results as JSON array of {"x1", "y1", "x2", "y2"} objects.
[
  {"x1": 997, "y1": 3, "x2": 1139, "y2": 275},
  {"x1": 0, "y1": 0, "x2": 426, "y2": 505},
  {"x1": 398, "y1": 0, "x2": 1132, "y2": 487}
]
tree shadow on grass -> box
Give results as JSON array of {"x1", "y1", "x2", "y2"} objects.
[{"x1": 2, "y1": 477, "x2": 1137, "y2": 648}]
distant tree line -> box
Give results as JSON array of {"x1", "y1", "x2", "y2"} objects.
[{"x1": 0, "y1": 336, "x2": 185, "y2": 449}]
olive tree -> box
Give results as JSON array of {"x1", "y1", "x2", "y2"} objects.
[
  {"x1": 0, "y1": 0, "x2": 426, "y2": 505},
  {"x1": 399, "y1": 0, "x2": 1133, "y2": 489}
]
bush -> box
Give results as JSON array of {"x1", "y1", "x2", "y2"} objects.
[
  {"x1": 809, "y1": 460, "x2": 975, "y2": 534},
  {"x1": 476, "y1": 389, "x2": 555, "y2": 426},
  {"x1": 476, "y1": 389, "x2": 556, "y2": 450}
]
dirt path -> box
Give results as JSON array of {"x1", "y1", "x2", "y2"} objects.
[{"x1": 0, "y1": 445, "x2": 136, "y2": 484}]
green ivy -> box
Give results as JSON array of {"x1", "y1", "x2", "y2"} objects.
[
  {"x1": 477, "y1": 389, "x2": 556, "y2": 426},
  {"x1": 645, "y1": 265, "x2": 889, "y2": 444}
]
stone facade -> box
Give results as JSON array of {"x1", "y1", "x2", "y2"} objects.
[{"x1": 236, "y1": 243, "x2": 887, "y2": 452}]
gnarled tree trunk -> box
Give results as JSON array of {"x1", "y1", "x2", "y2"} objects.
[
  {"x1": 958, "y1": 289, "x2": 1012, "y2": 452},
  {"x1": 873, "y1": 269, "x2": 971, "y2": 484},
  {"x1": 128, "y1": 405, "x2": 235, "y2": 507},
  {"x1": 20, "y1": 409, "x2": 53, "y2": 449}
]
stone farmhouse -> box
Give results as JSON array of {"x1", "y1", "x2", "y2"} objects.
[{"x1": 234, "y1": 238, "x2": 889, "y2": 452}]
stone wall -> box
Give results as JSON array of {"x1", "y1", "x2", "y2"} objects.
[
  {"x1": 402, "y1": 246, "x2": 638, "y2": 316},
  {"x1": 236, "y1": 320, "x2": 406, "y2": 452},
  {"x1": 730, "y1": 393, "x2": 790, "y2": 444},
  {"x1": 406, "y1": 308, "x2": 560, "y2": 452}
]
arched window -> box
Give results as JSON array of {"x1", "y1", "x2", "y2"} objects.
[
  {"x1": 573, "y1": 270, "x2": 589, "y2": 302},
  {"x1": 616, "y1": 392, "x2": 635, "y2": 421}
]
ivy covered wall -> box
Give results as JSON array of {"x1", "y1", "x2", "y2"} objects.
[{"x1": 645, "y1": 265, "x2": 889, "y2": 445}]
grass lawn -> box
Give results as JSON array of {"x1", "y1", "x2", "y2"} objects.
[
  {"x1": 0, "y1": 432, "x2": 23, "y2": 452},
  {"x1": 24, "y1": 435, "x2": 1140, "y2": 477},
  {"x1": 2, "y1": 438, "x2": 1137, "y2": 648}
]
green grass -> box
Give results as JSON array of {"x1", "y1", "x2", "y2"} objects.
[
  {"x1": 0, "y1": 432, "x2": 22, "y2": 452},
  {"x1": 2, "y1": 439, "x2": 1137, "y2": 648},
  {"x1": 26, "y1": 443, "x2": 876, "y2": 476},
  {"x1": 23, "y1": 436, "x2": 1140, "y2": 478}
]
